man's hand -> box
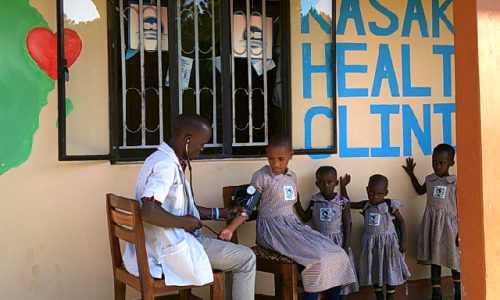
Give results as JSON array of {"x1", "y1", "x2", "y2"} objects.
[
  {"x1": 219, "y1": 228, "x2": 234, "y2": 241},
  {"x1": 181, "y1": 215, "x2": 203, "y2": 233},
  {"x1": 402, "y1": 157, "x2": 416, "y2": 176}
]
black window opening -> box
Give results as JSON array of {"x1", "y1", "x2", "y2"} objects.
[{"x1": 106, "y1": 0, "x2": 292, "y2": 161}]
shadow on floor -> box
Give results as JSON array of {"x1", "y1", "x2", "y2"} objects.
[{"x1": 256, "y1": 276, "x2": 455, "y2": 300}]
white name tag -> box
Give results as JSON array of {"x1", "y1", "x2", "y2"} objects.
[
  {"x1": 283, "y1": 185, "x2": 295, "y2": 201},
  {"x1": 368, "y1": 213, "x2": 381, "y2": 226},
  {"x1": 433, "y1": 186, "x2": 447, "y2": 199},
  {"x1": 320, "y1": 208, "x2": 333, "y2": 221}
]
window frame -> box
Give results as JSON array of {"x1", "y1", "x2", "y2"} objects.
[
  {"x1": 56, "y1": 0, "x2": 112, "y2": 161},
  {"x1": 293, "y1": 0, "x2": 337, "y2": 156},
  {"x1": 56, "y1": 0, "x2": 337, "y2": 162}
]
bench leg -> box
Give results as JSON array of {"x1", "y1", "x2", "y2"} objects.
[{"x1": 279, "y1": 265, "x2": 299, "y2": 300}]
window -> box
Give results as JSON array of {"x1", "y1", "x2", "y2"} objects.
[{"x1": 106, "y1": 0, "x2": 291, "y2": 161}]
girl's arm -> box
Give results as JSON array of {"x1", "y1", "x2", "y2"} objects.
[
  {"x1": 402, "y1": 157, "x2": 427, "y2": 195},
  {"x1": 393, "y1": 210, "x2": 407, "y2": 252},
  {"x1": 219, "y1": 215, "x2": 249, "y2": 241},
  {"x1": 294, "y1": 194, "x2": 312, "y2": 222},
  {"x1": 349, "y1": 201, "x2": 365, "y2": 210},
  {"x1": 341, "y1": 202, "x2": 352, "y2": 252},
  {"x1": 339, "y1": 174, "x2": 351, "y2": 199}
]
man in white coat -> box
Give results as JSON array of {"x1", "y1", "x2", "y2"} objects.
[{"x1": 123, "y1": 113, "x2": 256, "y2": 299}]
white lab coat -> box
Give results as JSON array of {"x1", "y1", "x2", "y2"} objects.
[{"x1": 122, "y1": 142, "x2": 213, "y2": 286}]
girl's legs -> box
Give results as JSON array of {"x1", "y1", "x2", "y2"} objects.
[
  {"x1": 386, "y1": 285, "x2": 396, "y2": 300},
  {"x1": 324, "y1": 286, "x2": 342, "y2": 300},
  {"x1": 431, "y1": 264, "x2": 442, "y2": 300},
  {"x1": 452, "y1": 269, "x2": 461, "y2": 300},
  {"x1": 373, "y1": 284, "x2": 384, "y2": 300},
  {"x1": 302, "y1": 292, "x2": 318, "y2": 300}
]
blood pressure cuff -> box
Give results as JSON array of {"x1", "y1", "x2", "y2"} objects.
[{"x1": 233, "y1": 184, "x2": 261, "y2": 217}]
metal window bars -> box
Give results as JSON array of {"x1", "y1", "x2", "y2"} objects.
[
  {"x1": 230, "y1": 0, "x2": 269, "y2": 146},
  {"x1": 118, "y1": 0, "x2": 274, "y2": 149},
  {"x1": 177, "y1": 0, "x2": 222, "y2": 148},
  {"x1": 119, "y1": 0, "x2": 164, "y2": 149}
]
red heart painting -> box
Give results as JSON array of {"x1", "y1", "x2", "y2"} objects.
[{"x1": 26, "y1": 27, "x2": 82, "y2": 80}]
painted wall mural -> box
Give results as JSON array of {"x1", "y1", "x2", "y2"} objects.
[
  {"x1": 0, "y1": 0, "x2": 83, "y2": 175},
  {"x1": 294, "y1": 0, "x2": 455, "y2": 159},
  {"x1": 0, "y1": 1, "x2": 54, "y2": 175},
  {"x1": 27, "y1": 27, "x2": 82, "y2": 79}
]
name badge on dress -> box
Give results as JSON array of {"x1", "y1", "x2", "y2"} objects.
[
  {"x1": 320, "y1": 208, "x2": 333, "y2": 221},
  {"x1": 368, "y1": 213, "x2": 381, "y2": 226},
  {"x1": 433, "y1": 186, "x2": 447, "y2": 199},
  {"x1": 283, "y1": 185, "x2": 295, "y2": 201}
]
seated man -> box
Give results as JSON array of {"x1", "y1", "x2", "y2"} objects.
[{"x1": 123, "y1": 113, "x2": 256, "y2": 299}]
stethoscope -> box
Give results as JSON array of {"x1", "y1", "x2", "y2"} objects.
[{"x1": 183, "y1": 137, "x2": 234, "y2": 236}]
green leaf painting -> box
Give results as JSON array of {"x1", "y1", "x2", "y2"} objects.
[{"x1": 0, "y1": 0, "x2": 54, "y2": 175}]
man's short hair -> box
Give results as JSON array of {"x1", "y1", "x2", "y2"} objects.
[{"x1": 172, "y1": 113, "x2": 211, "y2": 136}]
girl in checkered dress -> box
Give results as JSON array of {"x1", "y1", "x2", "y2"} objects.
[
  {"x1": 295, "y1": 166, "x2": 359, "y2": 299},
  {"x1": 252, "y1": 135, "x2": 356, "y2": 300},
  {"x1": 403, "y1": 144, "x2": 461, "y2": 300},
  {"x1": 350, "y1": 174, "x2": 411, "y2": 300}
]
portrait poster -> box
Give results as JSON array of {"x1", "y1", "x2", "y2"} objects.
[
  {"x1": 129, "y1": 2, "x2": 168, "y2": 51},
  {"x1": 233, "y1": 14, "x2": 273, "y2": 59}
]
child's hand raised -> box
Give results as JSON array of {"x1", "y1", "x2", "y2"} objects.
[
  {"x1": 402, "y1": 157, "x2": 416, "y2": 175},
  {"x1": 219, "y1": 228, "x2": 234, "y2": 241},
  {"x1": 340, "y1": 174, "x2": 351, "y2": 187}
]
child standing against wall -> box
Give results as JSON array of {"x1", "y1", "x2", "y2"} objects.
[
  {"x1": 350, "y1": 174, "x2": 411, "y2": 300},
  {"x1": 403, "y1": 143, "x2": 461, "y2": 300},
  {"x1": 295, "y1": 166, "x2": 359, "y2": 299}
]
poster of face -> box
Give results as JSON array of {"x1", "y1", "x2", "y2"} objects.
[
  {"x1": 129, "y1": 3, "x2": 168, "y2": 51},
  {"x1": 233, "y1": 14, "x2": 273, "y2": 59}
]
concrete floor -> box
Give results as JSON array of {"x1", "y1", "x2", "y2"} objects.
[{"x1": 153, "y1": 276, "x2": 456, "y2": 300}]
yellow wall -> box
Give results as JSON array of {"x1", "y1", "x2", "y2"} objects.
[{"x1": 0, "y1": 0, "x2": 457, "y2": 299}]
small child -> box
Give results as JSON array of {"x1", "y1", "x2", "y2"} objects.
[
  {"x1": 242, "y1": 134, "x2": 356, "y2": 300},
  {"x1": 403, "y1": 143, "x2": 461, "y2": 300},
  {"x1": 295, "y1": 166, "x2": 359, "y2": 299},
  {"x1": 350, "y1": 174, "x2": 410, "y2": 300}
]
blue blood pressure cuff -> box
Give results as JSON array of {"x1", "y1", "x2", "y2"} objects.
[{"x1": 233, "y1": 185, "x2": 261, "y2": 217}]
